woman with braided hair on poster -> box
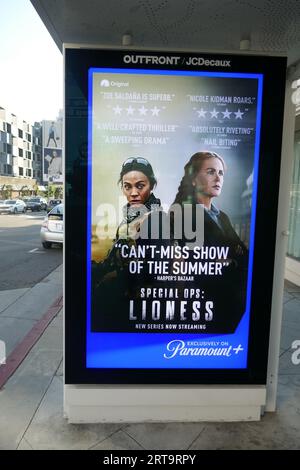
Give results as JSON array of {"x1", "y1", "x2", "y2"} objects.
[{"x1": 91, "y1": 157, "x2": 164, "y2": 332}]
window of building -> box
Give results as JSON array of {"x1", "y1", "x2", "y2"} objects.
[
  {"x1": 4, "y1": 164, "x2": 12, "y2": 175},
  {"x1": 19, "y1": 148, "x2": 23, "y2": 157},
  {"x1": 6, "y1": 123, "x2": 11, "y2": 133},
  {"x1": 19, "y1": 167, "x2": 23, "y2": 176},
  {"x1": 18, "y1": 129, "x2": 23, "y2": 138},
  {"x1": 287, "y1": 129, "x2": 300, "y2": 260},
  {"x1": 26, "y1": 168, "x2": 31, "y2": 177},
  {"x1": 5, "y1": 143, "x2": 12, "y2": 154}
]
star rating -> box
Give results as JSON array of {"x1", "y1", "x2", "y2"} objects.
[
  {"x1": 151, "y1": 106, "x2": 160, "y2": 116},
  {"x1": 197, "y1": 108, "x2": 207, "y2": 118},
  {"x1": 113, "y1": 105, "x2": 122, "y2": 115},
  {"x1": 210, "y1": 108, "x2": 219, "y2": 118},
  {"x1": 222, "y1": 109, "x2": 232, "y2": 119},
  {"x1": 139, "y1": 105, "x2": 148, "y2": 115},
  {"x1": 110, "y1": 104, "x2": 162, "y2": 116},
  {"x1": 126, "y1": 106, "x2": 134, "y2": 115},
  {"x1": 193, "y1": 107, "x2": 246, "y2": 120},
  {"x1": 234, "y1": 109, "x2": 244, "y2": 119}
]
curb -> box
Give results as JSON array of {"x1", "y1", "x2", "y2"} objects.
[{"x1": 0, "y1": 294, "x2": 63, "y2": 389}]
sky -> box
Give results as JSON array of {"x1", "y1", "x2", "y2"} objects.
[{"x1": 0, "y1": 0, "x2": 63, "y2": 123}]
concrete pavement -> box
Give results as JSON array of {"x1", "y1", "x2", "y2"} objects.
[
  {"x1": 0, "y1": 268, "x2": 300, "y2": 450},
  {"x1": 0, "y1": 264, "x2": 63, "y2": 358}
]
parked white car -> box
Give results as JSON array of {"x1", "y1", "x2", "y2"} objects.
[
  {"x1": 0, "y1": 199, "x2": 27, "y2": 214},
  {"x1": 40, "y1": 203, "x2": 63, "y2": 248}
]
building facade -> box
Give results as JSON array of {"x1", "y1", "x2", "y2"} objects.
[
  {"x1": 0, "y1": 106, "x2": 42, "y2": 196},
  {"x1": 0, "y1": 106, "x2": 63, "y2": 198},
  {"x1": 32, "y1": 121, "x2": 43, "y2": 183}
]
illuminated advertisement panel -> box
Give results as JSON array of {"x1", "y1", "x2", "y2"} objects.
[
  {"x1": 65, "y1": 49, "x2": 286, "y2": 384},
  {"x1": 42, "y1": 119, "x2": 63, "y2": 183}
]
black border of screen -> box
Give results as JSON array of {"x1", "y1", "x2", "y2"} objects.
[{"x1": 64, "y1": 48, "x2": 287, "y2": 385}]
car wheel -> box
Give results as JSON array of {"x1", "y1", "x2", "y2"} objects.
[{"x1": 42, "y1": 242, "x2": 52, "y2": 249}]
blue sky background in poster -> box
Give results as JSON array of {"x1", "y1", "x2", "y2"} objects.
[{"x1": 86, "y1": 68, "x2": 263, "y2": 369}]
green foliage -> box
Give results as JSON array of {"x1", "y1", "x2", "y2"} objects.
[
  {"x1": 1, "y1": 184, "x2": 13, "y2": 200},
  {"x1": 54, "y1": 186, "x2": 63, "y2": 199},
  {"x1": 45, "y1": 185, "x2": 54, "y2": 198},
  {"x1": 20, "y1": 185, "x2": 31, "y2": 197},
  {"x1": 45, "y1": 184, "x2": 63, "y2": 200}
]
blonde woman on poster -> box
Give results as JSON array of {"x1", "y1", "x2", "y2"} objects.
[{"x1": 171, "y1": 151, "x2": 249, "y2": 333}]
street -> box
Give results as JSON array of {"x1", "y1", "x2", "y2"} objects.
[{"x1": 0, "y1": 212, "x2": 62, "y2": 291}]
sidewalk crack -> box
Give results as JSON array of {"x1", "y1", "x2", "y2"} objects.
[
  {"x1": 87, "y1": 428, "x2": 124, "y2": 450},
  {"x1": 186, "y1": 425, "x2": 206, "y2": 450},
  {"x1": 15, "y1": 361, "x2": 62, "y2": 450}
]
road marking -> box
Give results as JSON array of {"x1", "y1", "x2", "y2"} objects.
[{"x1": 28, "y1": 248, "x2": 46, "y2": 254}]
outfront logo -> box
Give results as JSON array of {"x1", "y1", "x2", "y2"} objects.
[
  {"x1": 123, "y1": 54, "x2": 231, "y2": 68},
  {"x1": 100, "y1": 79, "x2": 110, "y2": 87}
]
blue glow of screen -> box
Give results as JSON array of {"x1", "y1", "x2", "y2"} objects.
[{"x1": 86, "y1": 68, "x2": 263, "y2": 369}]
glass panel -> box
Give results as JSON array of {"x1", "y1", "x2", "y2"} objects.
[{"x1": 287, "y1": 130, "x2": 300, "y2": 260}]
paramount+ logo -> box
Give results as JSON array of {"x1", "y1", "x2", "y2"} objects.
[{"x1": 100, "y1": 79, "x2": 129, "y2": 88}]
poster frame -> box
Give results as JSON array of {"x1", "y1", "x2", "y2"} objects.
[{"x1": 64, "y1": 46, "x2": 287, "y2": 385}]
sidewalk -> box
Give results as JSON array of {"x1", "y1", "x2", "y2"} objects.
[
  {"x1": 0, "y1": 264, "x2": 63, "y2": 359},
  {"x1": 0, "y1": 272, "x2": 300, "y2": 450}
]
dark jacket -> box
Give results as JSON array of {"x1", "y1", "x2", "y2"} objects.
[
  {"x1": 170, "y1": 203, "x2": 249, "y2": 333},
  {"x1": 199, "y1": 207, "x2": 249, "y2": 333},
  {"x1": 91, "y1": 193, "x2": 164, "y2": 332}
]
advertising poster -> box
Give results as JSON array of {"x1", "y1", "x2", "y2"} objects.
[
  {"x1": 42, "y1": 119, "x2": 63, "y2": 183},
  {"x1": 87, "y1": 67, "x2": 263, "y2": 369},
  {"x1": 43, "y1": 148, "x2": 63, "y2": 183},
  {"x1": 42, "y1": 119, "x2": 62, "y2": 149}
]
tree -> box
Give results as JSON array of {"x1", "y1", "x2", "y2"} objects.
[
  {"x1": 33, "y1": 183, "x2": 39, "y2": 196},
  {"x1": 1, "y1": 185, "x2": 13, "y2": 200},
  {"x1": 54, "y1": 185, "x2": 63, "y2": 199},
  {"x1": 45, "y1": 185, "x2": 54, "y2": 199},
  {"x1": 20, "y1": 185, "x2": 30, "y2": 198}
]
